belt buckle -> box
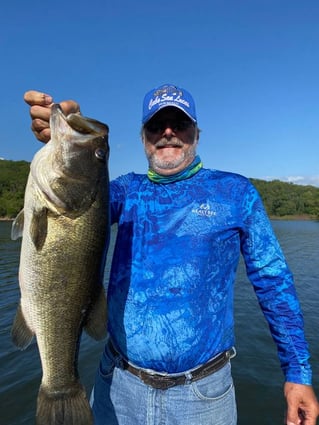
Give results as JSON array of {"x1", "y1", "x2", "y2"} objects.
[
  {"x1": 140, "y1": 371, "x2": 181, "y2": 390},
  {"x1": 227, "y1": 347, "x2": 236, "y2": 359}
]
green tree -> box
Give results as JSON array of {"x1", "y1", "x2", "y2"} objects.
[{"x1": 0, "y1": 160, "x2": 29, "y2": 218}]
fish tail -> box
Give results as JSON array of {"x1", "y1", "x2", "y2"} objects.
[{"x1": 36, "y1": 382, "x2": 93, "y2": 425}]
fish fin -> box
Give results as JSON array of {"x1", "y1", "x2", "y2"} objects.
[
  {"x1": 84, "y1": 288, "x2": 107, "y2": 340},
  {"x1": 30, "y1": 208, "x2": 48, "y2": 250},
  {"x1": 11, "y1": 209, "x2": 25, "y2": 240},
  {"x1": 36, "y1": 381, "x2": 93, "y2": 425},
  {"x1": 11, "y1": 303, "x2": 34, "y2": 349}
]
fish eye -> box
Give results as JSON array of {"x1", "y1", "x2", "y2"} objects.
[{"x1": 95, "y1": 148, "x2": 106, "y2": 162}]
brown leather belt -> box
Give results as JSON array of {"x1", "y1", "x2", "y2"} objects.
[{"x1": 108, "y1": 341, "x2": 235, "y2": 390}]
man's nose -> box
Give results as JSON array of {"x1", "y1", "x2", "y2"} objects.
[{"x1": 162, "y1": 127, "x2": 175, "y2": 138}]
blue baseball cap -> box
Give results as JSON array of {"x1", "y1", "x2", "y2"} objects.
[{"x1": 142, "y1": 84, "x2": 197, "y2": 124}]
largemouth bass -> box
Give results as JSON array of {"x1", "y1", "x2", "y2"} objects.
[{"x1": 11, "y1": 104, "x2": 110, "y2": 425}]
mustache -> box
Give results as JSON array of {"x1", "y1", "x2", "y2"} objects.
[{"x1": 155, "y1": 138, "x2": 184, "y2": 148}]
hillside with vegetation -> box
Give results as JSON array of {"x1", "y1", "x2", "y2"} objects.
[
  {"x1": 251, "y1": 178, "x2": 319, "y2": 219},
  {"x1": 0, "y1": 160, "x2": 319, "y2": 220},
  {"x1": 0, "y1": 160, "x2": 30, "y2": 219}
]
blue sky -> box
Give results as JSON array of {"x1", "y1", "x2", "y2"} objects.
[{"x1": 1, "y1": 0, "x2": 319, "y2": 185}]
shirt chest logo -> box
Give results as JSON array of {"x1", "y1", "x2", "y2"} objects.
[{"x1": 191, "y1": 203, "x2": 216, "y2": 217}]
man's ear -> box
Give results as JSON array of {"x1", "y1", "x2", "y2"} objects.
[
  {"x1": 196, "y1": 126, "x2": 201, "y2": 141},
  {"x1": 140, "y1": 127, "x2": 145, "y2": 144}
]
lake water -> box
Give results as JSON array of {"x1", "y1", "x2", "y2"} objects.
[{"x1": 0, "y1": 219, "x2": 318, "y2": 424}]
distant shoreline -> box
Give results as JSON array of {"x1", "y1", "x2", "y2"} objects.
[{"x1": 269, "y1": 214, "x2": 318, "y2": 221}]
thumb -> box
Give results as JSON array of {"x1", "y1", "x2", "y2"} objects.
[{"x1": 286, "y1": 406, "x2": 301, "y2": 425}]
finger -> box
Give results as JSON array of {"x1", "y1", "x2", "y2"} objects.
[
  {"x1": 32, "y1": 127, "x2": 51, "y2": 144},
  {"x1": 24, "y1": 90, "x2": 53, "y2": 106},
  {"x1": 286, "y1": 407, "x2": 301, "y2": 425},
  {"x1": 31, "y1": 118, "x2": 51, "y2": 143},
  {"x1": 59, "y1": 99, "x2": 80, "y2": 116},
  {"x1": 30, "y1": 105, "x2": 52, "y2": 121},
  {"x1": 31, "y1": 117, "x2": 50, "y2": 132},
  {"x1": 29, "y1": 100, "x2": 80, "y2": 119},
  {"x1": 286, "y1": 416, "x2": 301, "y2": 425}
]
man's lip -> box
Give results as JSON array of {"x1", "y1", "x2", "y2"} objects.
[{"x1": 156, "y1": 144, "x2": 182, "y2": 149}]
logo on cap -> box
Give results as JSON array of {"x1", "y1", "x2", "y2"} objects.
[{"x1": 142, "y1": 84, "x2": 197, "y2": 124}]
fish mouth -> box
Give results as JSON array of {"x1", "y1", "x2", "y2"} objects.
[{"x1": 51, "y1": 104, "x2": 109, "y2": 137}]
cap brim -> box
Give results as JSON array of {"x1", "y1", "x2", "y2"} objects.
[{"x1": 143, "y1": 104, "x2": 197, "y2": 124}]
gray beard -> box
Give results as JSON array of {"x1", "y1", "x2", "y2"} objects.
[
  {"x1": 146, "y1": 147, "x2": 196, "y2": 172},
  {"x1": 144, "y1": 137, "x2": 197, "y2": 173}
]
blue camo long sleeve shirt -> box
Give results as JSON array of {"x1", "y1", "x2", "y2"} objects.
[{"x1": 107, "y1": 164, "x2": 312, "y2": 385}]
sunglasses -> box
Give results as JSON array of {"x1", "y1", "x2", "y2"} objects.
[{"x1": 144, "y1": 120, "x2": 195, "y2": 134}]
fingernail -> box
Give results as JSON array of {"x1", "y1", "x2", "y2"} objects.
[{"x1": 43, "y1": 94, "x2": 53, "y2": 105}]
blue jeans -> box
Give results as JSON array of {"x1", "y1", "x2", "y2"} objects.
[{"x1": 90, "y1": 342, "x2": 237, "y2": 425}]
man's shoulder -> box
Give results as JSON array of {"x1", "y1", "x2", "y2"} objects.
[
  {"x1": 111, "y1": 172, "x2": 146, "y2": 184},
  {"x1": 200, "y1": 167, "x2": 251, "y2": 186},
  {"x1": 110, "y1": 172, "x2": 147, "y2": 193}
]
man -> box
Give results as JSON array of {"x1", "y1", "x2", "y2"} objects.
[{"x1": 25, "y1": 84, "x2": 318, "y2": 425}]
